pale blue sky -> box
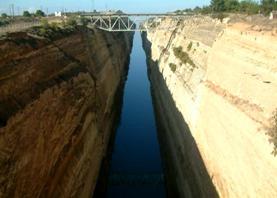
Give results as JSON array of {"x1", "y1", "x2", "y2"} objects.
[{"x1": 0, "y1": 0, "x2": 211, "y2": 14}]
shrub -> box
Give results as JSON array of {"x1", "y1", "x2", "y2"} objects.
[
  {"x1": 80, "y1": 16, "x2": 89, "y2": 26},
  {"x1": 23, "y1": 11, "x2": 31, "y2": 17},
  {"x1": 169, "y1": 63, "x2": 177, "y2": 73},
  {"x1": 211, "y1": 12, "x2": 228, "y2": 22},
  {"x1": 173, "y1": 46, "x2": 196, "y2": 68},
  {"x1": 187, "y1": 42, "x2": 193, "y2": 51},
  {"x1": 38, "y1": 28, "x2": 47, "y2": 36},
  {"x1": 66, "y1": 17, "x2": 78, "y2": 27},
  {"x1": 35, "y1": 20, "x2": 54, "y2": 37},
  {"x1": 267, "y1": 109, "x2": 277, "y2": 156},
  {"x1": 0, "y1": 20, "x2": 9, "y2": 27},
  {"x1": 35, "y1": 10, "x2": 45, "y2": 17},
  {"x1": 1, "y1": 13, "x2": 8, "y2": 18},
  {"x1": 41, "y1": 19, "x2": 49, "y2": 28},
  {"x1": 50, "y1": 22, "x2": 60, "y2": 31}
]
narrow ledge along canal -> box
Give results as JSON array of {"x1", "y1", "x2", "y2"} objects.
[{"x1": 106, "y1": 32, "x2": 166, "y2": 197}]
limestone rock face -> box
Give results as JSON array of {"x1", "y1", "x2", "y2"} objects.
[
  {"x1": 143, "y1": 16, "x2": 277, "y2": 197},
  {"x1": 0, "y1": 28, "x2": 133, "y2": 197}
]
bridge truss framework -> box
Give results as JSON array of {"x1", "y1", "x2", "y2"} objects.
[{"x1": 82, "y1": 13, "x2": 190, "y2": 32}]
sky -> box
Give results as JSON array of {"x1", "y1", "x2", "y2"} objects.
[{"x1": 0, "y1": 0, "x2": 211, "y2": 15}]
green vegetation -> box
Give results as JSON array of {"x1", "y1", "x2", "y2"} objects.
[
  {"x1": 66, "y1": 17, "x2": 78, "y2": 27},
  {"x1": 239, "y1": 1, "x2": 260, "y2": 14},
  {"x1": 41, "y1": 19, "x2": 50, "y2": 28},
  {"x1": 0, "y1": 13, "x2": 9, "y2": 27},
  {"x1": 38, "y1": 19, "x2": 50, "y2": 36},
  {"x1": 1, "y1": 13, "x2": 8, "y2": 18},
  {"x1": 28, "y1": 18, "x2": 77, "y2": 39},
  {"x1": 187, "y1": 42, "x2": 193, "y2": 51},
  {"x1": 225, "y1": 0, "x2": 240, "y2": 12},
  {"x1": 0, "y1": 20, "x2": 9, "y2": 27},
  {"x1": 173, "y1": 46, "x2": 196, "y2": 68},
  {"x1": 35, "y1": 10, "x2": 45, "y2": 17},
  {"x1": 80, "y1": 16, "x2": 89, "y2": 26},
  {"x1": 211, "y1": 0, "x2": 226, "y2": 12},
  {"x1": 29, "y1": 25, "x2": 76, "y2": 39},
  {"x1": 37, "y1": 20, "x2": 65, "y2": 38},
  {"x1": 268, "y1": 110, "x2": 277, "y2": 156},
  {"x1": 22, "y1": 9, "x2": 46, "y2": 18},
  {"x1": 23, "y1": 11, "x2": 32, "y2": 17},
  {"x1": 211, "y1": 12, "x2": 229, "y2": 21},
  {"x1": 177, "y1": 0, "x2": 277, "y2": 16},
  {"x1": 50, "y1": 22, "x2": 60, "y2": 30},
  {"x1": 210, "y1": 0, "x2": 268, "y2": 14},
  {"x1": 261, "y1": 0, "x2": 277, "y2": 15},
  {"x1": 169, "y1": 63, "x2": 177, "y2": 73}
]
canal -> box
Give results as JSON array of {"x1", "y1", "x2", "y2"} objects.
[{"x1": 106, "y1": 32, "x2": 166, "y2": 197}]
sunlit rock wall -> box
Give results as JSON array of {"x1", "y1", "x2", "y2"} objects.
[
  {"x1": 0, "y1": 28, "x2": 133, "y2": 197},
  {"x1": 143, "y1": 16, "x2": 277, "y2": 197}
]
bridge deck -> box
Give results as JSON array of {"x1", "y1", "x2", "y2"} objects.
[
  {"x1": 81, "y1": 13, "x2": 190, "y2": 17},
  {"x1": 83, "y1": 13, "x2": 189, "y2": 32}
]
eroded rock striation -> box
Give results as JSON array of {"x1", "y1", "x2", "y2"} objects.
[
  {"x1": 143, "y1": 16, "x2": 277, "y2": 197},
  {"x1": 0, "y1": 28, "x2": 133, "y2": 197}
]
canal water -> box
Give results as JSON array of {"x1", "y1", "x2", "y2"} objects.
[{"x1": 106, "y1": 32, "x2": 166, "y2": 197}]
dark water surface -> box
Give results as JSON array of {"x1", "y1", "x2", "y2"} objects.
[{"x1": 106, "y1": 32, "x2": 166, "y2": 198}]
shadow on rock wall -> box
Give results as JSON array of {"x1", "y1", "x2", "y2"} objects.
[{"x1": 142, "y1": 32, "x2": 219, "y2": 198}]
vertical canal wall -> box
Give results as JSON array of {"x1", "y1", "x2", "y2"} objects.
[
  {"x1": 142, "y1": 16, "x2": 277, "y2": 197},
  {"x1": 0, "y1": 27, "x2": 133, "y2": 197}
]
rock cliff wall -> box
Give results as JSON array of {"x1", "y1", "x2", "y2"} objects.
[
  {"x1": 0, "y1": 28, "x2": 133, "y2": 197},
  {"x1": 143, "y1": 16, "x2": 277, "y2": 197}
]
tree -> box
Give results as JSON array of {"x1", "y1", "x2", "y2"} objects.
[
  {"x1": 35, "y1": 10, "x2": 45, "y2": 17},
  {"x1": 211, "y1": 0, "x2": 226, "y2": 12},
  {"x1": 240, "y1": 0, "x2": 260, "y2": 14},
  {"x1": 193, "y1": 6, "x2": 202, "y2": 13},
  {"x1": 1, "y1": 13, "x2": 8, "y2": 18},
  {"x1": 183, "y1": 8, "x2": 193, "y2": 13},
  {"x1": 23, "y1": 11, "x2": 31, "y2": 17},
  {"x1": 201, "y1": 6, "x2": 212, "y2": 14},
  {"x1": 225, "y1": 0, "x2": 240, "y2": 12},
  {"x1": 261, "y1": 0, "x2": 277, "y2": 15}
]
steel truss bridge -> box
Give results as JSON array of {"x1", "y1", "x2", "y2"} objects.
[{"x1": 81, "y1": 13, "x2": 190, "y2": 32}]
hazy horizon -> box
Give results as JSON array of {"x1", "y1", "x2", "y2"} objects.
[{"x1": 0, "y1": 0, "x2": 211, "y2": 15}]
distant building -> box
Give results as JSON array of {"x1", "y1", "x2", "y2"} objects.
[
  {"x1": 269, "y1": 11, "x2": 277, "y2": 20},
  {"x1": 54, "y1": 11, "x2": 62, "y2": 17}
]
